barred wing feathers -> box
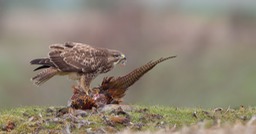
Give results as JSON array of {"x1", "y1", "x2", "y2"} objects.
[{"x1": 49, "y1": 42, "x2": 108, "y2": 73}]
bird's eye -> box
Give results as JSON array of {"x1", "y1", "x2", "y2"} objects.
[{"x1": 113, "y1": 54, "x2": 120, "y2": 58}]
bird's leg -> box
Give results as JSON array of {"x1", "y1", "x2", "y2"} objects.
[{"x1": 80, "y1": 75, "x2": 91, "y2": 96}]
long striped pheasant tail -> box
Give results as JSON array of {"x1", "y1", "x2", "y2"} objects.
[{"x1": 113, "y1": 55, "x2": 177, "y2": 89}]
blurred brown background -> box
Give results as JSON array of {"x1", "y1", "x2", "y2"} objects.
[{"x1": 0, "y1": 0, "x2": 256, "y2": 108}]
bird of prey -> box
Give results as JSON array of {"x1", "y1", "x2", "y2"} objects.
[{"x1": 30, "y1": 42, "x2": 126, "y2": 95}]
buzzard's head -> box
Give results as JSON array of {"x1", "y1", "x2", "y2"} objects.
[{"x1": 107, "y1": 49, "x2": 126, "y2": 66}]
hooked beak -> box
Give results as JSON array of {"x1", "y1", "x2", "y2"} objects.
[{"x1": 120, "y1": 54, "x2": 127, "y2": 66}]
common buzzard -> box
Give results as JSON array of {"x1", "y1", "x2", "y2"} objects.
[{"x1": 30, "y1": 42, "x2": 126, "y2": 95}]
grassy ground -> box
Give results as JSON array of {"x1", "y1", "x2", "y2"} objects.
[{"x1": 0, "y1": 105, "x2": 256, "y2": 133}]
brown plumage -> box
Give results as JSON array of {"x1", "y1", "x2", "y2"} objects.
[{"x1": 30, "y1": 42, "x2": 126, "y2": 95}]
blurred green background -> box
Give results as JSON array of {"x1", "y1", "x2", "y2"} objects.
[{"x1": 0, "y1": 0, "x2": 256, "y2": 109}]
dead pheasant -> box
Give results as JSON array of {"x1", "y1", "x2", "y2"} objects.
[
  {"x1": 96, "y1": 56, "x2": 177, "y2": 104},
  {"x1": 70, "y1": 56, "x2": 176, "y2": 110}
]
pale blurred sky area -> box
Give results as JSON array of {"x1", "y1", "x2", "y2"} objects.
[{"x1": 0, "y1": 0, "x2": 256, "y2": 108}]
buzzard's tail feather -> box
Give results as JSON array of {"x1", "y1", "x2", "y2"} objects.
[
  {"x1": 33, "y1": 65, "x2": 50, "y2": 71},
  {"x1": 31, "y1": 68, "x2": 58, "y2": 86},
  {"x1": 30, "y1": 58, "x2": 51, "y2": 65},
  {"x1": 30, "y1": 58, "x2": 55, "y2": 71}
]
